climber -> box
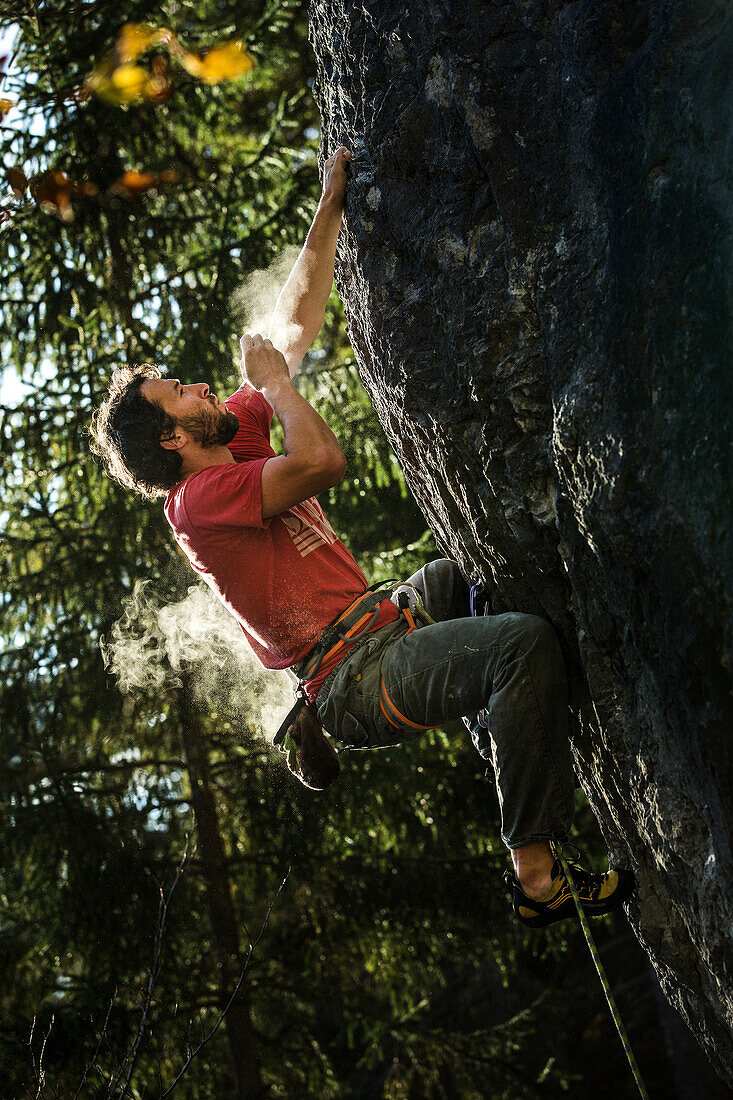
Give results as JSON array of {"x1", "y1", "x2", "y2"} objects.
[{"x1": 89, "y1": 145, "x2": 633, "y2": 928}]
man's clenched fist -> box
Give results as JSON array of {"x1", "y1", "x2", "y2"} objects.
[{"x1": 239, "y1": 332, "x2": 289, "y2": 392}]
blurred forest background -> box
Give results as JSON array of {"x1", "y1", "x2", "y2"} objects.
[{"x1": 0, "y1": 2, "x2": 713, "y2": 1097}]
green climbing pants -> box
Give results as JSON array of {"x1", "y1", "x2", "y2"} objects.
[{"x1": 315, "y1": 559, "x2": 576, "y2": 849}]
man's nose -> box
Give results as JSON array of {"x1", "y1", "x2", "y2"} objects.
[{"x1": 188, "y1": 382, "x2": 210, "y2": 398}]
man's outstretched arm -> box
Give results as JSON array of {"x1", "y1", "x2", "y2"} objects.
[{"x1": 267, "y1": 146, "x2": 352, "y2": 378}]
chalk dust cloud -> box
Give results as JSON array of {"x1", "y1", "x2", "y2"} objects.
[
  {"x1": 228, "y1": 243, "x2": 304, "y2": 356},
  {"x1": 102, "y1": 580, "x2": 293, "y2": 741}
]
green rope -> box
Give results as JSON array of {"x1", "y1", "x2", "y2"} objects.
[{"x1": 553, "y1": 843, "x2": 650, "y2": 1100}]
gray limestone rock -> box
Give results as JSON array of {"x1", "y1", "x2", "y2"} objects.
[{"x1": 309, "y1": 0, "x2": 733, "y2": 1082}]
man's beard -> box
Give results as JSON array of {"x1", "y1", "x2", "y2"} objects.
[{"x1": 177, "y1": 403, "x2": 239, "y2": 447}]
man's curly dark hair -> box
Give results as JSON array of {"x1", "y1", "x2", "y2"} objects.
[{"x1": 89, "y1": 364, "x2": 182, "y2": 499}]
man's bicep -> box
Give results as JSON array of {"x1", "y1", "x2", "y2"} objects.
[{"x1": 261, "y1": 453, "x2": 344, "y2": 519}]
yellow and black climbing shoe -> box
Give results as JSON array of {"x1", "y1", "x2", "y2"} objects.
[{"x1": 503, "y1": 859, "x2": 634, "y2": 929}]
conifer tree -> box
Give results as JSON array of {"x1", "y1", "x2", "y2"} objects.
[{"x1": 0, "y1": 4, "x2": 696, "y2": 1096}]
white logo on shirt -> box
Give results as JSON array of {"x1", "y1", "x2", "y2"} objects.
[{"x1": 281, "y1": 498, "x2": 338, "y2": 557}]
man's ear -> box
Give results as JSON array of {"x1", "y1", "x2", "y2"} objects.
[{"x1": 160, "y1": 431, "x2": 185, "y2": 452}]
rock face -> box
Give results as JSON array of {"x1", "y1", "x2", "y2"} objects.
[{"x1": 309, "y1": 0, "x2": 733, "y2": 1081}]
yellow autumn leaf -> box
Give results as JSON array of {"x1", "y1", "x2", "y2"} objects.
[
  {"x1": 0, "y1": 98, "x2": 14, "y2": 119},
  {"x1": 117, "y1": 22, "x2": 172, "y2": 63},
  {"x1": 180, "y1": 39, "x2": 253, "y2": 84},
  {"x1": 110, "y1": 64, "x2": 151, "y2": 96},
  {"x1": 84, "y1": 23, "x2": 173, "y2": 104},
  {"x1": 87, "y1": 63, "x2": 155, "y2": 105},
  {"x1": 84, "y1": 25, "x2": 253, "y2": 107}
]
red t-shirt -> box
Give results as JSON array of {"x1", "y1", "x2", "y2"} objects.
[{"x1": 163, "y1": 384, "x2": 399, "y2": 701}]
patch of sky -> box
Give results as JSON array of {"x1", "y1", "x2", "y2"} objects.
[
  {"x1": 131, "y1": 297, "x2": 163, "y2": 326},
  {"x1": 1, "y1": 364, "x2": 34, "y2": 407},
  {"x1": 0, "y1": 354, "x2": 57, "y2": 407},
  {"x1": 146, "y1": 807, "x2": 170, "y2": 831},
  {"x1": 55, "y1": 974, "x2": 73, "y2": 991},
  {"x1": 109, "y1": 746, "x2": 142, "y2": 765},
  {"x1": 0, "y1": 24, "x2": 49, "y2": 144},
  {"x1": 124, "y1": 768, "x2": 182, "y2": 831},
  {"x1": 30, "y1": 470, "x2": 66, "y2": 506}
]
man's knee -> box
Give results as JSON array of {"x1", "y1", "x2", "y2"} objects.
[
  {"x1": 426, "y1": 558, "x2": 470, "y2": 617},
  {"x1": 406, "y1": 558, "x2": 468, "y2": 622},
  {"x1": 421, "y1": 557, "x2": 461, "y2": 586},
  {"x1": 503, "y1": 612, "x2": 564, "y2": 663}
]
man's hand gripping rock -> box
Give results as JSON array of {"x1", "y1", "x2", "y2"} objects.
[{"x1": 320, "y1": 145, "x2": 352, "y2": 209}]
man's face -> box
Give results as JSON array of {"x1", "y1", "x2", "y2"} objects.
[{"x1": 141, "y1": 378, "x2": 239, "y2": 447}]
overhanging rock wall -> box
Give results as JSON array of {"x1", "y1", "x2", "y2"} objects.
[{"x1": 309, "y1": 0, "x2": 733, "y2": 1081}]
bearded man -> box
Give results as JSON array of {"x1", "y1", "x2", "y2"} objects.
[{"x1": 90, "y1": 146, "x2": 632, "y2": 928}]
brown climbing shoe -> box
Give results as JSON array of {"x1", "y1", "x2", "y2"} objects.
[{"x1": 504, "y1": 858, "x2": 634, "y2": 929}]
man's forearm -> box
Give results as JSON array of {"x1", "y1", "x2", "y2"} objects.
[
  {"x1": 261, "y1": 374, "x2": 345, "y2": 466},
  {"x1": 267, "y1": 197, "x2": 342, "y2": 356}
]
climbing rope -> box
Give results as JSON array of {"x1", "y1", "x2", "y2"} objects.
[
  {"x1": 552, "y1": 842, "x2": 651, "y2": 1100},
  {"x1": 389, "y1": 582, "x2": 649, "y2": 1095}
]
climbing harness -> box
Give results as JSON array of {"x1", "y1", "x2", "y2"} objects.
[
  {"x1": 274, "y1": 580, "x2": 403, "y2": 785},
  {"x1": 290, "y1": 578, "x2": 400, "y2": 685},
  {"x1": 392, "y1": 582, "x2": 435, "y2": 627},
  {"x1": 376, "y1": 584, "x2": 444, "y2": 733},
  {"x1": 275, "y1": 580, "x2": 444, "y2": 777},
  {"x1": 552, "y1": 841, "x2": 651, "y2": 1100}
]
